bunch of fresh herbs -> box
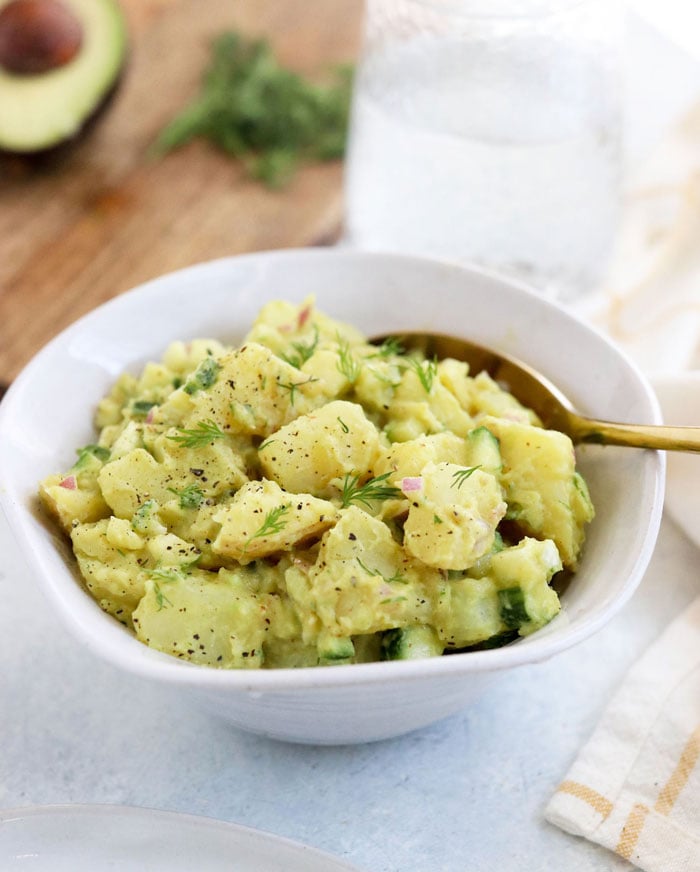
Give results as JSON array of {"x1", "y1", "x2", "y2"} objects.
[{"x1": 153, "y1": 31, "x2": 354, "y2": 187}]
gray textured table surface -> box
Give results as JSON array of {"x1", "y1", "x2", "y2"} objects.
[{"x1": 1, "y1": 506, "x2": 697, "y2": 872}]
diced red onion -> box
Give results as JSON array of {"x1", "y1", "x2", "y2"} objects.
[
  {"x1": 401, "y1": 476, "x2": 423, "y2": 492},
  {"x1": 297, "y1": 305, "x2": 312, "y2": 327}
]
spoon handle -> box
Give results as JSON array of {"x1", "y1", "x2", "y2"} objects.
[{"x1": 572, "y1": 417, "x2": 700, "y2": 452}]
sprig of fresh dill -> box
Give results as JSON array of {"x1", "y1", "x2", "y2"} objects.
[
  {"x1": 281, "y1": 325, "x2": 320, "y2": 369},
  {"x1": 167, "y1": 419, "x2": 227, "y2": 448},
  {"x1": 369, "y1": 336, "x2": 405, "y2": 358},
  {"x1": 451, "y1": 466, "x2": 481, "y2": 489},
  {"x1": 278, "y1": 376, "x2": 318, "y2": 405},
  {"x1": 356, "y1": 558, "x2": 407, "y2": 584},
  {"x1": 153, "y1": 32, "x2": 354, "y2": 188},
  {"x1": 167, "y1": 483, "x2": 205, "y2": 509},
  {"x1": 340, "y1": 472, "x2": 402, "y2": 509},
  {"x1": 405, "y1": 355, "x2": 438, "y2": 393},
  {"x1": 336, "y1": 334, "x2": 362, "y2": 383},
  {"x1": 242, "y1": 504, "x2": 291, "y2": 553}
]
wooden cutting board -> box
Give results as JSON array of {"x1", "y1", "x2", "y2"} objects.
[{"x1": 0, "y1": 0, "x2": 362, "y2": 388}]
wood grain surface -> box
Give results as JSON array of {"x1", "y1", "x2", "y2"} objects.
[{"x1": 0, "y1": 0, "x2": 362, "y2": 387}]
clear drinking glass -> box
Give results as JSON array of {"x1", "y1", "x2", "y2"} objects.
[{"x1": 343, "y1": 0, "x2": 623, "y2": 300}]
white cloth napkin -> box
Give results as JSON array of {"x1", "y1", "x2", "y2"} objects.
[{"x1": 544, "y1": 100, "x2": 700, "y2": 870}]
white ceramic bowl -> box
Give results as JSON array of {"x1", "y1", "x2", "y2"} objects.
[{"x1": 0, "y1": 249, "x2": 665, "y2": 744}]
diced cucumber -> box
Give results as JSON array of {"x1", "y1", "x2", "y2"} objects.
[
  {"x1": 466, "y1": 530, "x2": 505, "y2": 578},
  {"x1": 498, "y1": 587, "x2": 530, "y2": 629},
  {"x1": 472, "y1": 629, "x2": 519, "y2": 650},
  {"x1": 317, "y1": 633, "x2": 355, "y2": 665},
  {"x1": 489, "y1": 538, "x2": 562, "y2": 635},
  {"x1": 381, "y1": 625, "x2": 444, "y2": 660},
  {"x1": 464, "y1": 426, "x2": 502, "y2": 476},
  {"x1": 434, "y1": 575, "x2": 505, "y2": 648}
]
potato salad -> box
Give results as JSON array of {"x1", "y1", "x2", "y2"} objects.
[{"x1": 39, "y1": 299, "x2": 594, "y2": 668}]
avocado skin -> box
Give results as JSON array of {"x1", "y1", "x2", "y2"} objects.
[{"x1": 0, "y1": 0, "x2": 128, "y2": 154}]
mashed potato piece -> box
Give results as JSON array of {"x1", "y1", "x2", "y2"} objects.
[{"x1": 39, "y1": 297, "x2": 594, "y2": 668}]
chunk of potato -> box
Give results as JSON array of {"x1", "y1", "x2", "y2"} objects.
[
  {"x1": 71, "y1": 519, "x2": 149, "y2": 624},
  {"x1": 244, "y1": 297, "x2": 366, "y2": 358},
  {"x1": 197, "y1": 342, "x2": 324, "y2": 437},
  {"x1": 133, "y1": 567, "x2": 268, "y2": 668},
  {"x1": 402, "y1": 461, "x2": 507, "y2": 570},
  {"x1": 480, "y1": 416, "x2": 594, "y2": 568},
  {"x1": 374, "y1": 432, "x2": 470, "y2": 480},
  {"x1": 469, "y1": 372, "x2": 541, "y2": 426},
  {"x1": 98, "y1": 437, "x2": 249, "y2": 519},
  {"x1": 212, "y1": 479, "x2": 338, "y2": 564},
  {"x1": 259, "y1": 400, "x2": 380, "y2": 497},
  {"x1": 433, "y1": 575, "x2": 505, "y2": 649},
  {"x1": 385, "y1": 365, "x2": 474, "y2": 442},
  {"x1": 286, "y1": 506, "x2": 438, "y2": 637},
  {"x1": 488, "y1": 537, "x2": 562, "y2": 635},
  {"x1": 39, "y1": 474, "x2": 109, "y2": 532}
]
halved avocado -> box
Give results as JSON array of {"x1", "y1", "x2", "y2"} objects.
[{"x1": 0, "y1": 0, "x2": 127, "y2": 153}]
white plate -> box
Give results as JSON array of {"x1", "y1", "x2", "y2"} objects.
[{"x1": 0, "y1": 805, "x2": 363, "y2": 871}]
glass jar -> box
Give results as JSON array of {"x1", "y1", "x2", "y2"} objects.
[{"x1": 343, "y1": 0, "x2": 623, "y2": 300}]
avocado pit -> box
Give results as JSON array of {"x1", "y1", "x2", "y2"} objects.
[{"x1": 0, "y1": 0, "x2": 82, "y2": 75}]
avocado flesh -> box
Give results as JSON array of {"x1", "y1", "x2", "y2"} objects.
[{"x1": 0, "y1": 0, "x2": 127, "y2": 152}]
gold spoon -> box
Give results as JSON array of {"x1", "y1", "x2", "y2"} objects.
[{"x1": 375, "y1": 332, "x2": 700, "y2": 452}]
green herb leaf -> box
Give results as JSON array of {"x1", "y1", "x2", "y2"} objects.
[
  {"x1": 146, "y1": 567, "x2": 190, "y2": 611},
  {"x1": 278, "y1": 376, "x2": 318, "y2": 406},
  {"x1": 336, "y1": 334, "x2": 362, "y2": 383},
  {"x1": 167, "y1": 484, "x2": 205, "y2": 510},
  {"x1": 242, "y1": 503, "x2": 291, "y2": 553},
  {"x1": 340, "y1": 472, "x2": 402, "y2": 509},
  {"x1": 73, "y1": 443, "x2": 110, "y2": 469},
  {"x1": 451, "y1": 466, "x2": 481, "y2": 489},
  {"x1": 153, "y1": 582, "x2": 172, "y2": 611},
  {"x1": 369, "y1": 336, "x2": 405, "y2": 358},
  {"x1": 183, "y1": 357, "x2": 221, "y2": 395},
  {"x1": 280, "y1": 324, "x2": 320, "y2": 369},
  {"x1": 356, "y1": 558, "x2": 407, "y2": 585},
  {"x1": 132, "y1": 499, "x2": 157, "y2": 533},
  {"x1": 356, "y1": 557, "x2": 381, "y2": 576},
  {"x1": 153, "y1": 32, "x2": 354, "y2": 188},
  {"x1": 405, "y1": 355, "x2": 438, "y2": 393},
  {"x1": 167, "y1": 419, "x2": 227, "y2": 448}
]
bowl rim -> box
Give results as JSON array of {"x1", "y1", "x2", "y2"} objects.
[{"x1": 0, "y1": 248, "x2": 666, "y2": 691}]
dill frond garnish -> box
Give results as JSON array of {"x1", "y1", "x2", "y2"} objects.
[
  {"x1": 340, "y1": 472, "x2": 401, "y2": 509},
  {"x1": 167, "y1": 484, "x2": 205, "y2": 509},
  {"x1": 281, "y1": 325, "x2": 320, "y2": 369},
  {"x1": 370, "y1": 336, "x2": 405, "y2": 358},
  {"x1": 242, "y1": 504, "x2": 291, "y2": 553},
  {"x1": 405, "y1": 355, "x2": 438, "y2": 393},
  {"x1": 278, "y1": 376, "x2": 319, "y2": 406},
  {"x1": 336, "y1": 335, "x2": 362, "y2": 383},
  {"x1": 451, "y1": 466, "x2": 481, "y2": 489},
  {"x1": 167, "y1": 420, "x2": 227, "y2": 448},
  {"x1": 153, "y1": 32, "x2": 354, "y2": 188}
]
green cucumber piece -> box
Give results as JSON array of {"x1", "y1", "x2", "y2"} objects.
[
  {"x1": 381, "y1": 626, "x2": 443, "y2": 660},
  {"x1": 464, "y1": 426, "x2": 502, "y2": 475}
]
